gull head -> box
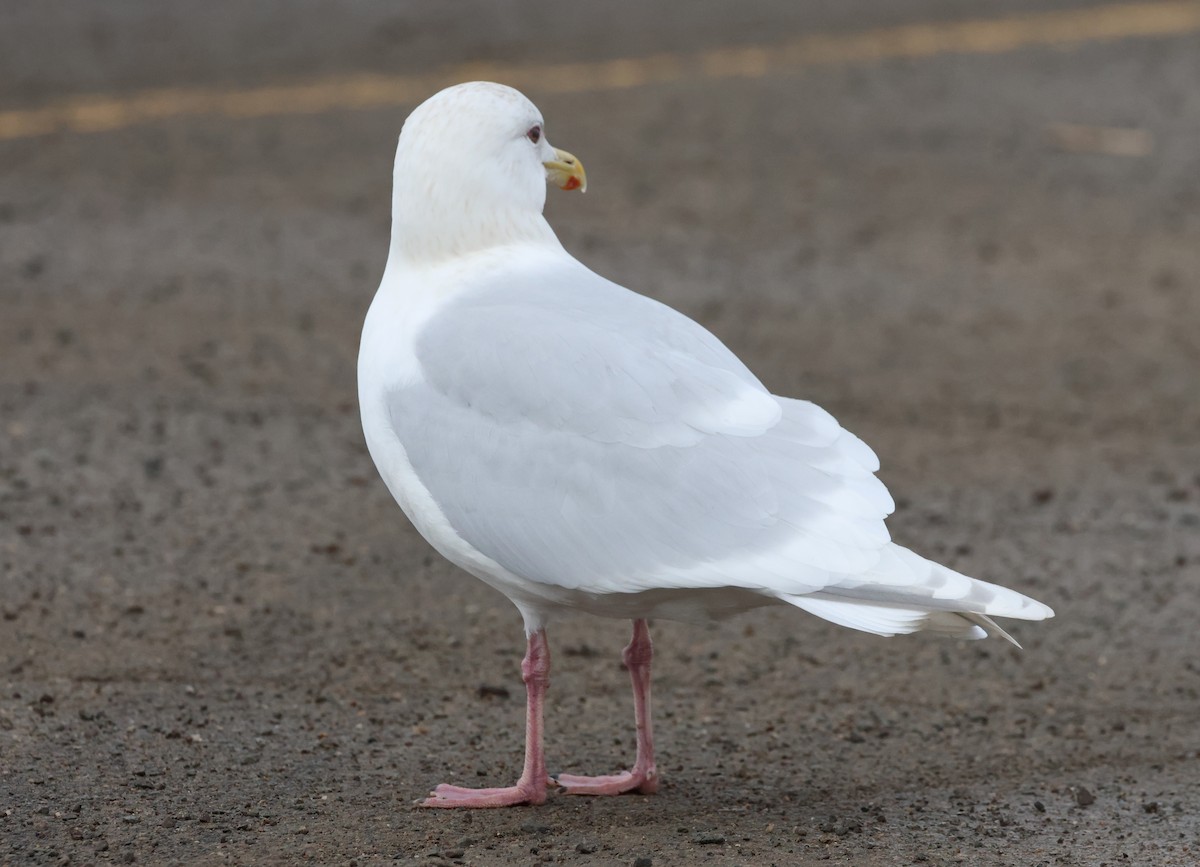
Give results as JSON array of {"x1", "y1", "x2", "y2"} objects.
[{"x1": 389, "y1": 82, "x2": 586, "y2": 265}]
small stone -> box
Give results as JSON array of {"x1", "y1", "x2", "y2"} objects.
[
  {"x1": 575, "y1": 842, "x2": 598, "y2": 854},
  {"x1": 819, "y1": 818, "x2": 862, "y2": 837},
  {"x1": 691, "y1": 832, "x2": 725, "y2": 845},
  {"x1": 1033, "y1": 801, "x2": 1045, "y2": 813},
  {"x1": 633, "y1": 858, "x2": 653, "y2": 867},
  {"x1": 1074, "y1": 786, "x2": 1095, "y2": 807}
]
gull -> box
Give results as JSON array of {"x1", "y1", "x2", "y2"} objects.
[{"x1": 357, "y1": 82, "x2": 1054, "y2": 808}]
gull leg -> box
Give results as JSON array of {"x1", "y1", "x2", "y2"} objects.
[
  {"x1": 422, "y1": 628, "x2": 551, "y2": 807},
  {"x1": 558, "y1": 618, "x2": 659, "y2": 796}
]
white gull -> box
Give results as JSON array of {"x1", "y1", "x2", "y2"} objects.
[{"x1": 357, "y1": 81, "x2": 1054, "y2": 808}]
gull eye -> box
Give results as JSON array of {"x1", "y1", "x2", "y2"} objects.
[{"x1": 526, "y1": 125, "x2": 542, "y2": 144}]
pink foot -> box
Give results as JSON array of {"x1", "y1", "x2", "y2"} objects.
[
  {"x1": 558, "y1": 620, "x2": 659, "y2": 797},
  {"x1": 556, "y1": 768, "x2": 658, "y2": 796},
  {"x1": 422, "y1": 780, "x2": 546, "y2": 808},
  {"x1": 556, "y1": 619, "x2": 662, "y2": 792},
  {"x1": 419, "y1": 630, "x2": 552, "y2": 809}
]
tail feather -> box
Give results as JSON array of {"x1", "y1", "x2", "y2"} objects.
[
  {"x1": 779, "y1": 543, "x2": 1052, "y2": 644},
  {"x1": 960, "y1": 612, "x2": 1021, "y2": 648}
]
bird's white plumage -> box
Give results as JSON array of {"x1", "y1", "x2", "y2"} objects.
[{"x1": 358, "y1": 82, "x2": 1053, "y2": 639}]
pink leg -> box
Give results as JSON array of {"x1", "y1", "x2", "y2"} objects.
[
  {"x1": 422, "y1": 629, "x2": 551, "y2": 808},
  {"x1": 558, "y1": 619, "x2": 659, "y2": 796}
]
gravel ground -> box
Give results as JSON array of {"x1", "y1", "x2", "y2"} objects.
[{"x1": 2, "y1": 2, "x2": 1199, "y2": 865}]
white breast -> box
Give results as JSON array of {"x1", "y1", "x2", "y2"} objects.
[{"x1": 356, "y1": 257, "x2": 564, "y2": 625}]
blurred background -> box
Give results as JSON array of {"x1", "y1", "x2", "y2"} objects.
[{"x1": 2, "y1": 2, "x2": 1198, "y2": 865}]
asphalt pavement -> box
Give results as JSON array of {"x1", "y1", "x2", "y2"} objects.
[{"x1": 2, "y1": 2, "x2": 1199, "y2": 865}]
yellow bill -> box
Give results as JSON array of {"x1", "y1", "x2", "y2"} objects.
[{"x1": 544, "y1": 148, "x2": 587, "y2": 192}]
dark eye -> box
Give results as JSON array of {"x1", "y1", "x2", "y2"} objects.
[{"x1": 526, "y1": 125, "x2": 542, "y2": 144}]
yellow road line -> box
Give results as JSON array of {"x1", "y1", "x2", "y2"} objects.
[{"x1": 2, "y1": 1, "x2": 1199, "y2": 142}]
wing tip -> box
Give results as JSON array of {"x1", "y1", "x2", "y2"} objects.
[{"x1": 990, "y1": 595, "x2": 1056, "y2": 622}]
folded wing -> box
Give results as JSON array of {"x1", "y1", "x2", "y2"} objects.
[
  {"x1": 388, "y1": 254, "x2": 1051, "y2": 634},
  {"x1": 393, "y1": 258, "x2": 891, "y2": 594}
]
